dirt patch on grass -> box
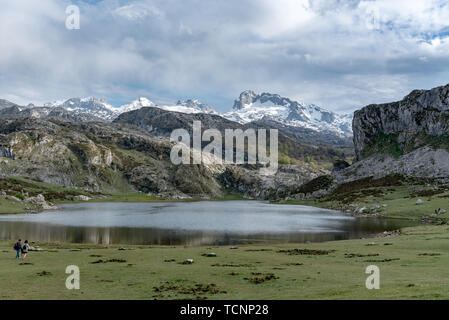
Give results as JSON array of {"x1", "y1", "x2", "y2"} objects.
[
  {"x1": 91, "y1": 258, "x2": 127, "y2": 264},
  {"x1": 345, "y1": 253, "x2": 380, "y2": 258},
  {"x1": 418, "y1": 253, "x2": 441, "y2": 256},
  {"x1": 244, "y1": 273, "x2": 279, "y2": 284},
  {"x1": 211, "y1": 263, "x2": 253, "y2": 267},
  {"x1": 364, "y1": 258, "x2": 400, "y2": 263},
  {"x1": 412, "y1": 189, "x2": 445, "y2": 197},
  {"x1": 36, "y1": 271, "x2": 52, "y2": 276},
  {"x1": 153, "y1": 282, "x2": 227, "y2": 299},
  {"x1": 245, "y1": 249, "x2": 273, "y2": 252},
  {"x1": 277, "y1": 249, "x2": 335, "y2": 255},
  {"x1": 19, "y1": 262, "x2": 33, "y2": 265}
]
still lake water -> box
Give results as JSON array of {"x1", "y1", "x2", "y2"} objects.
[{"x1": 0, "y1": 201, "x2": 416, "y2": 246}]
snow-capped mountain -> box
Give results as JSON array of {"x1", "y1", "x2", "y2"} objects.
[
  {"x1": 42, "y1": 97, "x2": 218, "y2": 120},
  {"x1": 0, "y1": 99, "x2": 19, "y2": 110},
  {"x1": 156, "y1": 99, "x2": 218, "y2": 115},
  {"x1": 38, "y1": 92, "x2": 352, "y2": 137},
  {"x1": 117, "y1": 97, "x2": 156, "y2": 114},
  {"x1": 44, "y1": 97, "x2": 119, "y2": 120},
  {"x1": 223, "y1": 91, "x2": 352, "y2": 137}
]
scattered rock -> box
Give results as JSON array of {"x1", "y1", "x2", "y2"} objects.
[
  {"x1": 377, "y1": 230, "x2": 400, "y2": 238},
  {"x1": 181, "y1": 259, "x2": 194, "y2": 265},
  {"x1": 202, "y1": 253, "x2": 217, "y2": 257},
  {"x1": 357, "y1": 206, "x2": 367, "y2": 214},
  {"x1": 24, "y1": 194, "x2": 57, "y2": 210},
  {"x1": 416, "y1": 199, "x2": 423, "y2": 205},
  {"x1": 6, "y1": 195, "x2": 22, "y2": 202},
  {"x1": 74, "y1": 195, "x2": 92, "y2": 201}
]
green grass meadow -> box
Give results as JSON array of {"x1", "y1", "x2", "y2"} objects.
[{"x1": 1, "y1": 224, "x2": 449, "y2": 300}]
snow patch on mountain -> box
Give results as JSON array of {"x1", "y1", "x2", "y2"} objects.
[
  {"x1": 38, "y1": 92, "x2": 352, "y2": 137},
  {"x1": 117, "y1": 97, "x2": 156, "y2": 113},
  {"x1": 42, "y1": 97, "x2": 218, "y2": 121},
  {"x1": 156, "y1": 99, "x2": 218, "y2": 115},
  {"x1": 44, "y1": 97, "x2": 118, "y2": 120},
  {"x1": 223, "y1": 91, "x2": 352, "y2": 137}
]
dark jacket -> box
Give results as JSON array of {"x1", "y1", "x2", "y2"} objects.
[
  {"x1": 21, "y1": 243, "x2": 29, "y2": 253},
  {"x1": 14, "y1": 241, "x2": 22, "y2": 251}
]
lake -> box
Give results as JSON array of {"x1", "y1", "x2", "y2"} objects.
[{"x1": 0, "y1": 201, "x2": 416, "y2": 245}]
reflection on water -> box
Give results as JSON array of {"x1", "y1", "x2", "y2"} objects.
[{"x1": 0, "y1": 201, "x2": 416, "y2": 246}]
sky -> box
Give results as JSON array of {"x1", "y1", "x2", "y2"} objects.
[{"x1": 1, "y1": 0, "x2": 449, "y2": 113}]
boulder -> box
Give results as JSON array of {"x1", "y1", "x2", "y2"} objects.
[
  {"x1": 74, "y1": 195, "x2": 92, "y2": 201},
  {"x1": 357, "y1": 207, "x2": 367, "y2": 214},
  {"x1": 24, "y1": 194, "x2": 57, "y2": 210},
  {"x1": 6, "y1": 195, "x2": 22, "y2": 202}
]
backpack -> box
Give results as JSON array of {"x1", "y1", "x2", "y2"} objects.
[
  {"x1": 22, "y1": 244, "x2": 27, "y2": 252},
  {"x1": 13, "y1": 242, "x2": 19, "y2": 250}
]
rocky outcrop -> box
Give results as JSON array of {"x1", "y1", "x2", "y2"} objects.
[
  {"x1": 220, "y1": 164, "x2": 328, "y2": 200},
  {"x1": 334, "y1": 146, "x2": 449, "y2": 183},
  {"x1": 24, "y1": 194, "x2": 57, "y2": 210},
  {"x1": 353, "y1": 84, "x2": 449, "y2": 160}
]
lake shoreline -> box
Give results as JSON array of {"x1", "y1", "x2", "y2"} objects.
[{"x1": 0, "y1": 200, "x2": 417, "y2": 246}]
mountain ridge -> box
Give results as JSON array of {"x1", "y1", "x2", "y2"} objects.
[{"x1": 3, "y1": 91, "x2": 353, "y2": 139}]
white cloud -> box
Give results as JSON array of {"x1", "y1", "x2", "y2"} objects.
[
  {"x1": 0, "y1": 0, "x2": 449, "y2": 113},
  {"x1": 113, "y1": 3, "x2": 164, "y2": 20}
]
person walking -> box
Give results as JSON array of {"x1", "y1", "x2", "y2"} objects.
[
  {"x1": 13, "y1": 239, "x2": 22, "y2": 259},
  {"x1": 22, "y1": 240, "x2": 30, "y2": 260}
]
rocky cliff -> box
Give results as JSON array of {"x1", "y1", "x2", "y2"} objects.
[{"x1": 353, "y1": 84, "x2": 449, "y2": 160}]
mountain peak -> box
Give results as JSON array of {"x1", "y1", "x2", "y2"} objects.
[
  {"x1": 233, "y1": 90, "x2": 258, "y2": 110},
  {"x1": 118, "y1": 97, "x2": 156, "y2": 113},
  {"x1": 225, "y1": 91, "x2": 352, "y2": 137},
  {"x1": 176, "y1": 99, "x2": 216, "y2": 113}
]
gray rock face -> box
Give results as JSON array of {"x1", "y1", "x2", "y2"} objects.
[
  {"x1": 233, "y1": 90, "x2": 259, "y2": 110},
  {"x1": 334, "y1": 146, "x2": 449, "y2": 183},
  {"x1": 0, "y1": 105, "x2": 105, "y2": 123},
  {"x1": 0, "y1": 99, "x2": 18, "y2": 110},
  {"x1": 228, "y1": 91, "x2": 353, "y2": 138},
  {"x1": 353, "y1": 84, "x2": 449, "y2": 160},
  {"x1": 0, "y1": 145, "x2": 13, "y2": 159}
]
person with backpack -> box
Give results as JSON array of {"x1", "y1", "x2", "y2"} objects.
[
  {"x1": 13, "y1": 239, "x2": 22, "y2": 259},
  {"x1": 21, "y1": 240, "x2": 30, "y2": 260}
]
